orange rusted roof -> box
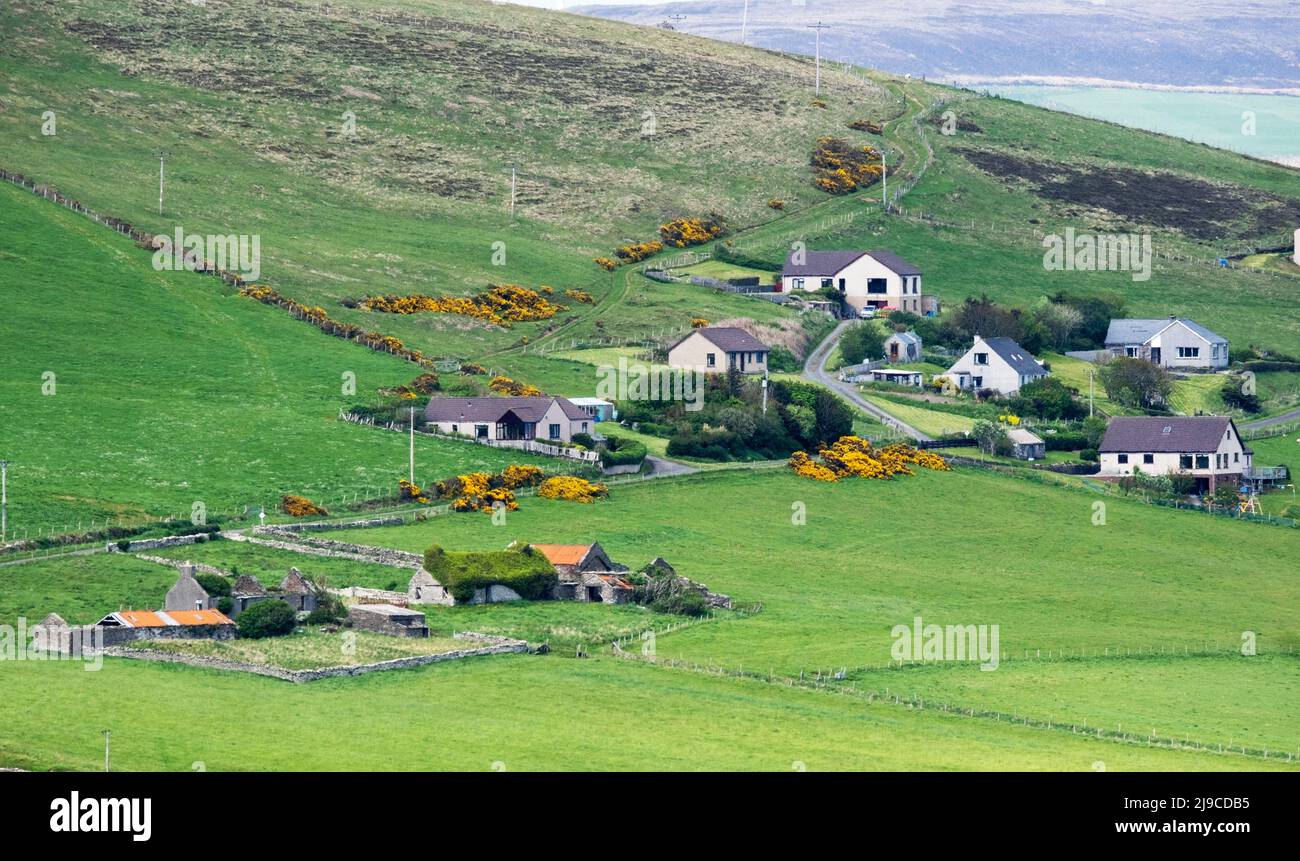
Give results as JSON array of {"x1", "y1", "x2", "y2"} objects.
[
  {"x1": 160, "y1": 609, "x2": 234, "y2": 626},
  {"x1": 530, "y1": 543, "x2": 592, "y2": 566},
  {"x1": 114, "y1": 611, "x2": 168, "y2": 628}
]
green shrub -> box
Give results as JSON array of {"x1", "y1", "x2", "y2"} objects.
[
  {"x1": 305, "y1": 594, "x2": 346, "y2": 625},
  {"x1": 195, "y1": 572, "x2": 232, "y2": 597},
  {"x1": 766, "y1": 346, "x2": 800, "y2": 373},
  {"x1": 651, "y1": 589, "x2": 708, "y2": 617},
  {"x1": 571, "y1": 432, "x2": 596, "y2": 449},
  {"x1": 601, "y1": 435, "x2": 648, "y2": 467},
  {"x1": 1080, "y1": 448, "x2": 1099, "y2": 462},
  {"x1": 423, "y1": 544, "x2": 558, "y2": 603},
  {"x1": 215, "y1": 596, "x2": 234, "y2": 615},
  {"x1": 236, "y1": 600, "x2": 296, "y2": 639}
]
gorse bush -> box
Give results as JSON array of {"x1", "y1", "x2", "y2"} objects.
[{"x1": 359, "y1": 284, "x2": 567, "y2": 326}]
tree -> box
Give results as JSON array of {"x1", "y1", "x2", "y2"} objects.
[
  {"x1": 236, "y1": 599, "x2": 296, "y2": 639},
  {"x1": 839, "y1": 321, "x2": 886, "y2": 365},
  {"x1": 1098, "y1": 357, "x2": 1173, "y2": 409},
  {"x1": 1034, "y1": 301, "x2": 1084, "y2": 351},
  {"x1": 971, "y1": 420, "x2": 1010, "y2": 455},
  {"x1": 1211, "y1": 483, "x2": 1240, "y2": 510},
  {"x1": 1008, "y1": 377, "x2": 1086, "y2": 420},
  {"x1": 1220, "y1": 378, "x2": 1261, "y2": 413}
]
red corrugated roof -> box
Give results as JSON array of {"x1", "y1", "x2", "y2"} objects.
[{"x1": 531, "y1": 544, "x2": 592, "y2": 566}]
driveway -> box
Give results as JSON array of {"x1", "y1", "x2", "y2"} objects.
[{"x1": 802, "y1": 319, "x2": 931, "y2": 441}]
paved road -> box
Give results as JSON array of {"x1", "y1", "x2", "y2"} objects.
[
  {"x1": 1241, "y1": 407, "x2": 1300, "y2": 432},
  {"x1": 801, "y1": 319, "x2": 931, "y2": 442},
  {"x1": 644, "y1": 455, "x2": 699, "y2": 477}
]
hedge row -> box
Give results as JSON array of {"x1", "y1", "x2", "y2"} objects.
[{"x1": 600, "y1": 435, "x2": 648, "y2": 467}]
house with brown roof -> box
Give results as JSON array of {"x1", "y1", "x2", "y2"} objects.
[
  {"x1": 1098, "y1": 416, "x2": 1252, "y2": 492},
  {"x1": 779, "y1": 249, "x2": 927, "y2": 315},
  {"x1": 531, "y1": 542, "x2": 633, "y2": 604},
  {"x1": 424, "y1": 396, "x2": 593, "y2": 442},
  {"x1": 667, "y1": 326, "x2": 769, "y2": 374}
]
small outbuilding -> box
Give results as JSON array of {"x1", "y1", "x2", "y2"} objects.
[
  {"x1": 348, "y1": 603, "x2": 430, "y2": 638},
  {"x1": 1006, "y1": 428, "x2": 1046, "y2": 460}
]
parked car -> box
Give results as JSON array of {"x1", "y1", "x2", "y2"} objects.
[{"x1": 857, "y1": 306, "x2": 877, "y2": 319}]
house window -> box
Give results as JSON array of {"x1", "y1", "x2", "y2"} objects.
[
  {"x1": 1195, "y1": 455, "x2": 1209, "y2": 469},
  {"x1": 706, "y1": 352, "x2": 716, "y2": 367},
  {"x1": 1233, "y1": 452, "x2": 1239, "y2": 463},
  {"x1": 822, "y1": 278, "x2": 834, "y2": 289},
  {"x1": 582, "y1": 422, "x2": 589, "y2": 431},
  {"x1": 1179, "y1": 455, "x2": 1193, "y2": 469},
  {"x1": 867, "y1": 278, "x2": 888, "y2": 294},
  {"x1": 451, "y1": 424, "x2": 458, "y2": 433},
  {"x1": 1177, "y1": 346, "x2": 1200, "y2": 358},
  {"x1": 548, "y1": 423, "x2": 561, "y2": 439},
  {"x1": 971, "y1": 376, "x2": 983, "y2": 388},
  {"x1": 1117, "y1": 454, "x2": 1128, "y2": 464},
  {"x1": 1125, "y1": 347, "x2": 1139, "y2": 358},
  {"x1": 793, "y1": 278, "x2": 804, "y2": 290},
  {"x1": 1143, "y1": 453, "x2": 1154, "y2": 464},
  {"x1": 973, "y1": 352, "x2": 989, "y2": 365}
]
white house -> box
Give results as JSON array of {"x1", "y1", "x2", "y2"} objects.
[
  {"x1": 667, "y1": 326, "x2": 769, "y2": 374},
  {"x1": 942, "y1": 336, "x2": 1048, "y2": 395},
  {"x1": 424, "y1": 396, "x2": 592, "y2": 442},
  {"x1": 1103, "y1": 317, "x2": 1228, "y2": 370},
  {"x1": 567, "y1": 397, "x2": 617, "y2": 422},
  {"x1": 779, "y1": 250, "x2": 925, "y2": 315},
  {"x1": 1098, "y1": 416, "x2": 1252, "y2": 493}
]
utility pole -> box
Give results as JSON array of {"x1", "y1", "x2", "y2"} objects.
[
  {"x1": 881, "y1": 147, "x2": 888, "y2": 209},
  {"x1": 1, "y1": 459, "x2": 7, "y2": 544},
  {"x1": 153, "y1": 151, "x2": 169, "y2": 216},
  {"x1": 1088, "y1": 369, "x2": 1095, "y2": 417},
  {"x1": 669, "y1": 14, "x2": 686, "y2": 28},
  {"x1": 808, "y1": 22, "x2": 830, "y2": 96},
  {"x1": 761, "y1": 371, "x2": 769, "y2": 416},
  {"x1": 409, "y1": 407, "x2": 416, "y2": 484},
  {"x1": 508, "y1": 164, "x2": 517, "y2": 220},
  {"x1": 740, "y1": 0, "x2": 749, "y2": 45}
]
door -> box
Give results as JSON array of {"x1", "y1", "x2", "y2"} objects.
[
  {"x1": 1150, "y1": 347, "x2": 1161, "y2": 365},
  {"x1": 890, "y1": 342, "x2": 899, "y2": 361}
]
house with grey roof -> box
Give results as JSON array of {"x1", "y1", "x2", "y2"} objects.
[
  {"x1": 1098, "y1": 416, "x2": 1252, "y2": 493},
  {"x1": 1104, "y1": 316, "x2": 1228, "y2": 370},
  {"x1": 884, "y1": 330, "x2": 922, "y2": 363},
  {"x1": 423, "y1": 395, "x2": 593, "y2": 442},
  {"x1": 942, "y1": 335, "x2": 1048, "y2": 396},
  {"x1": 779, "y1": 249, "x2": 928, "y2": 315},
  {"x1": 164, "y1": 562, "x2": 211, "y2": 612},
  {"x1": 667, "y1": 326, "x2": 769, "y2": 374}
]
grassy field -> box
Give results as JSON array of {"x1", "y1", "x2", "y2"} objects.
[
  {"x1": 149, "y1": 540, "x2": 410, "y2": 592},
  {"x1": 0, "y1": 553, "x2": 178, "y2": 626},
  {"x1": 0, "y1": 655, "x2": 1283, "y2": 772},
  {"x1": 862, "y1": 393, "x2": 978, "y2": 435},
  {"x1": 0, "y1": 182, "x2": 551, "y2": 530},
  {"x1": 1168, "y1": 373, "x2": 1228, "y2": 416}
]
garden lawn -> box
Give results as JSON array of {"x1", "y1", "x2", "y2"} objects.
[{"x1": 862, "y1": 394, "x2": 977, "y2": 435}]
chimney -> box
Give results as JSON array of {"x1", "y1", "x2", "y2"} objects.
[{"x1": 179, "y1": 561, "x2": 196, "y2": 579}]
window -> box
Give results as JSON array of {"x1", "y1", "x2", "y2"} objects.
[
  {"x1": 1195, "y1": 455, "x2": 1209, "y2": 469},
  {"x1": 867, "y1": 278, "x2": 888, "y2": 294},
  {"x1": 451, "y1": 424, "x2": 458, "y2": 433},
  {"x1": 1233, "y1": 452, "x2": 1239, "y2": 463},
  {"x1": 548, "y1": 423, "x2": 561, "y2": 439},
  {"x1": 971, "y1": 376, "x2": 983, "y2": 388},
  {"x1": 822, "y1": 278, "x2": 834, "y2": 289},
  {"x1": 1143, "y1": 453, "x2": 1154, "y2": 464},
  {"x1": 1117, "y1": 454, "x2": 1129, "y2": 464},
  {"x1": 582, "y1": 422, "x2": 589, "y2": 431},
  {"x1": 706, "y1": 352, "x2": 716, "y2": 367},
  {"x1": 973, "y1": 352, "x2": 989, "y2": 366},
  {"x1": 1125, "y1": 347, "x2": 1139, "y2": 358},
  {"x1": 792, "y1": 278, "x2": 804, "y2": 290},
  {"x1": 1179, "y1": 455, "x2": 1193, "y2": 469},
  {"x1": 1177, "y1": 346, "x2": 1200, "y2": 358}
]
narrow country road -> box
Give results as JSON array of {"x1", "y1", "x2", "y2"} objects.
[
  {"x1": 1241, "y1": 407, "x2": 1300, "y2": 432},
  {"x1": 802, "y1": 318, "x2": 931, "y2": 442}
]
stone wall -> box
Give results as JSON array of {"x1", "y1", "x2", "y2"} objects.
[
  {"x1": 102, "y1": 632, "x2": 528, "y2": 682},
  {"x1": 109, "y1": 534, "x2": 209, "y2": 553},
  {"x1": 135, "y1": 554, "x2": 232, "y2": 578},
  {"x1": 265, "y1": 516, "x2": 405, "y2": 533},
  {"x1": 229, "y1": 531, "x2": 421, "y2": 568}
]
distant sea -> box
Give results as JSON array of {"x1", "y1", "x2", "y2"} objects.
[{"x1": 981, "y1": 86, "x2": 1300, "y2": 168}]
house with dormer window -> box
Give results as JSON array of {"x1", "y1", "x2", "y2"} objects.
[
  {"x1": 1097, "y1": 416, "x2": 1252, "y2": 493},
  {"x1": 943, "y1": 335, "x2": 1047, "y2": 395},
  {"x1": 778, "y1": 250, "x2": 927, "y2": 315}
]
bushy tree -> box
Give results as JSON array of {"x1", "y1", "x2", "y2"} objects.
[
  {"x1": 971, "y1": 420, "x2": 1011, "y2": 455},
  {"x1": 1220, "y1": 378, "x2": 1260, "y2": 413},
  {"x1": 1007, "y1": 377, "x2": 1086, "y2": 420},
  {"x1": 1098, "y1": 357, "x2": 1173, "y2": 409},
  {"x1": 839, "y1": 321, "x2": 886, "y2": 365},
  {"x1": 236, "y1": 600, "x2": 296, "y2": 639}
]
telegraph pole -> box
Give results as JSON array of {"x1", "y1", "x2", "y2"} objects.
[
  {"x1": 1, "y1": 459, "x2": 8, "y2": 544},
  {"x1": 808, "y1": 22, "x2": 830, "y2": 96},
  {"x1": 1088, "y1": 369, "x2": 1095, "y2": 417},
  {"x1": 740, "y1": 0, "x2": 749, "y2": 44},
  {"x1": 409, "y1": 406, "x2": 416, "y2": 483},
  {"x1": 153, "y1": 151, "x2": 169, "y2": 216}
]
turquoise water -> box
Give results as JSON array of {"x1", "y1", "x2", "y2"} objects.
[{"x1": 983, "y1": 86, "x2": 1300, "y2": 166}]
